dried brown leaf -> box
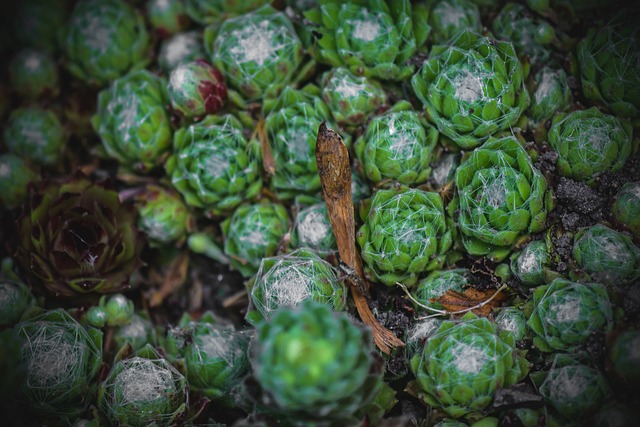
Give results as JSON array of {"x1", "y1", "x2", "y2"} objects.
[
  {"x1": 148, "y1": 250, "x2": 190, "y2": 307},
  {"x1": 435, "y1": 287, "x2": 508, "y2": 317}
]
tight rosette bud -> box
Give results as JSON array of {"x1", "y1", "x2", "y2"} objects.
[
  {"x1": 357, "y1": 187, "x2": 452, "y2": 287},
  {"x1": 147, "y1": 0, "x2": 189, "y2": 38},
  {"x1": 411, "y1": 30, "x2": 529, "y2": 149},
  {"x1": 528, "y1": 66, "x2": 572, "y2": 126},
  {"x1": 9, "y1": 49, "x2": 59, "y2": 100},
  {"x1": 509, "y1": 240, "x2": 551, "y2": 288},
  {"x1": 612, "y1": 181, "x2": 640, "y2": 237},
  {"x1": 92, "y1": 70, "x2": 172, "y2": 172},
  {"x1": 14, "y1": 174, "x2": 144, "y2": 297},
  {"x1": 4, "y1": 107, "x2": 66, "y2": 166},
  {"x1": 185, "y1": 0, "x2": 269, "y2": 25},
  {"x1": 158, "y1": 31, "x2": 206, "y2": 75},
  {"x1": 290, "y1": 203, "x2": 337, "y2": 254},
  {"x1": 0, "y1": 154, "x2": 38, "y2": 209},
  {"x1": 134, "y1": 185, "x2": 194, "y2": 247},
  {"x1": 113, "y1": 312, "x2": 156, "y2": 352},
  {"x1": 167, "y1": 60, "x2": 227, "y2": 119},
  {"x1": 167, "y1": 114, "x2": 262, "y2": 217},
  {"x1": 0, "y1": 279, "x2": 34, "y2": 326},
  {"x1": 452, "y1": 136, "x2": 553, "y2": 262},
  {"x1": 494, "y1": 307, "x2": 527, "y2": 342},
  {"x1": 429, "y1": 0, "x2": 482, "y2": 45},
  {"x1": 412, "y1": 269, "x2": 469, "y2": 311}
]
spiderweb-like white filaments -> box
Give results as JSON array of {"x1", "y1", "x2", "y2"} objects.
[
  {"x1": 191, "y1": 324, "x2": 246, "y2": 369},
  {"x1": 292, "y1": 203, "x2": 336, "y2": 253},
  {"x1": 159, "y1": 31, "x2": 202, "y2": 72}
]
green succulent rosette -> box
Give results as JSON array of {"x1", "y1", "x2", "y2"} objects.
[
  {"x1": 357, "y1": 187, "x2": 452, "y2": 287},
  {"x1": 264, "y1": 85, "x2": 344, "y2": 199},
  {"x1": 290, "y1": 203, "x2": 337, "y2": 254},
  {"x1": 98, "y1": 345, "x2": 189, "y2": 427},
  {"x1": 9, "y1": 49, "x2": 59, "y2": 100},
  {"x1": 577, "y1": 20, "x2": 640, "y2": 119},
  {"x1": 607, "y1": 329, "x2": 640, "y2": 384},
  {"x1": 355, "y1": 101, "x2": 438, "y2": 186},
  {"x1": 113, "y1": 312, "x2": 156, "y2": 352},
  {"x1": 158, "y1": 31, "x2": 206, "y2": 75},
  {"x1": 4, "y1": 107, "x2": 66, "y2": 166},
  {"x1": 510, "y1": 240, "x2": 551, "y2": 288},
  {"x1": 412, "y1": 269, "x2": 469, "y2": 311},
  {"x1": 410, "y1": 312, "x2": 529, "y2": 420},
  {"x1": 185, "y1": 0, "x2": 269, "y2": 25},
  {"x1": 528, "y1": 66, "x2": 572, "y2": 125},
  {"x1": 320, "y1": 67, "x2": 387, "y2": 128},
  {"x1": 16, "y1": 309, "x2": 103, "y2": 419},
  {"x1": 428, "y1": 0, "x2": 482, "y2": 45},
  {"x1": 92, "y1": 70, "x2": 172, "y2": 172},
  {"x1": 62, "y1": 0, "x2": 150, "y2": 86},
  {"x1": 527, "y1": 278, "x2": 613, "y2": 352},
  {"x1": 547, "y1": 107, "x2": 633, "y2": 183},
  {"x1": 205, "y1": 5, "x2": 304, "y2": 103},
  {"x1": 167, "y1": 60, "x2": 228, "y2": 119},
  {"x1": 411, "y1": 30, "x2": 529, "y2": 149},
  {"x1": 612, "y1": 181, "x2": 640, "y2": 237},
  {"x1": 251, "y1": 300, "x2": 384, "y2": 424},
  {"x1": 572, "y1": 224, "x2": 640, "y2": 286},
  {"x1": 167, "y1": 114, "x2": 262, "y2": 217},
  {"x1": 0, "y1": 279, "x2": 34, "y2": 326},
  {"x1": 0, "y1": 154, "x2": 39, "y2": 209},
  {"x1": 304, "y1": 0, "x2": 430, "y2": 81},
  {"x1": 147, "y1": 0, "x2": 188, "y2": 37},
  {"x1": 494, "y1": 307, "x2": 527, "y2": 341},
  {"x1": 246, "y1": 248, "x2": 346, "y2": 325},
  {"x1": 221, "y1": 202, "x2": 291, "y2": 278},
  {"x1": 11, "y1": 0, "x2": 68, "y2": 53}
]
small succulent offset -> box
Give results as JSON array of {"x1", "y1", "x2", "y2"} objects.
[
  {"x1": 354, "y1": 101, "x2": 439, "y2": 186},
  {"x1": 86, "y1": 293, "x2": 134, "y2": 329},
  {"x1": 205, "y1": 5, "x2": 305, "y2": 104},
  {"x1": 572, "y1": 224, "x2": 640, "y2": 286},
  {"x1": 15, "y1": 309, "x2": 103, "y2": 419},
  {"x1": 4, "y1": 107, "x2": 66, "y2": 166},
  {"x1": 92, "y1": 70, "x2": 172, "y2": 172},
  {"x1": 527, "y1": 278, "x2": 613, "y2": 353},
  {"x1": 9, "y1": 49, "x2": 59, "y2": 100},
  {"x1": 0, "y1": 154, "x2": 38, "y2": 209},
  {"x1": 494, "y1": 307, "x2": 528, "y2": 342},
  {"x1": 547, "y1": 107, "x2": 633, "y2": 184},
  {"x1": 528, "y1": 66, "x2": 572, "y2": 126},
  {"x1": 428, "y1": 0, "x2": 482, "y2": 45},
  {"x1": 411, "y1": 30, "x2": 529, "y2": 149},
  {"x1": 612, "y1": 181, "x2": 640, "y2": 237},
  {"x1": 246, "y1": 248, "x2": 346, "y2": 325},
  {"x1": 167, "y1": 114, "x2": 262, "y2": 217},
  {"x1": 62, "y1": 0, "x2": 150, "y2": 86},
  {"x1": 167, "y1": 60, "x2": 228, "y2": 119},
  {"x1": 452, "y1": 136, "x2": 553, "y2": 262},
  {"x1": 0, "y1": 279, "x2": 34, "y2": 326},
  {"x1": 147, "y1": 0, "x2": 189, "y2": 38},
  {"x1": 290, "y1": 203, "x2": 337, "y2": 254},
  {"x1": 509, "y1": 240, "x2": 551, "y2": 288},
  {"x1": 410, "y1": 312, "x2": 529, "y2": 420},
  {"x1": 357, "y1": 187, "x2": 452, "y2": 287},
  {"x1": 113, "y1": 312, "x2": 157, "y2": 352},
  {"x1": 14, "y1": 174, "x2": 144, "y2": 297},
  {"x1": 134, "y1": 185, "x2": 194, "y2": 247},
  {"x1": 158, "y1": 31, "x2": 207, "y2": 75},
  {"x1": 412, "y1": 269, "x2": 470, "y2": 311},
  {"x1": 304, "y1": 0, "x2": 430, "y2": 81},
  {"x1": 185, "y1": 0, "x2": 270, "y2": 25},
  {"x1": 251, "y1": 300, "x2": 385, "y2": 425}
]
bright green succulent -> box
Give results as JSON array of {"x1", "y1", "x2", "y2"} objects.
[
  {"x1": 607, "y1": 329, "x2": 640, "y2": 384},
  {"x1": 113, "y1": 313, "x2": 156, "y2": 352},
  {"x1": 98, "y1": 345, "x2": 189, "y2": 427},
  {"x1": 167, "y1": 114, "x2": 262, "y2": 217},
  {"x1": 320, "y1": 67, "x2": 387, "y2": 128},
  {"x1": 147, "y1": 0, "x2": 189, "y2": 37},
  {"x1": 167, "y1": 60, "x2": 228, "y2": 119},
  {"x1": 134, "y1": 184, "x2": 194, "y2": 247},
  {"x1": 357, "y1": 187, "x2": 452, "y2": 286},
  {"x1": 221, "y1": 202, "x2": 291, "y2": 277},
  {"x1": 92, "y1": 70, "x2": 172, "y2": 172},
  {"x1": 355, "y1": 101, "x2": 438, "y2": 186},
  {"x1": 577, "y1": 20, "x2": 640, "y2": 118},
  {"x1": 410, "y1": 312, "x2": 529, "y2": 420},
  {"x1": 63, "y1": 0, "x2": 150, "y2": 86},
  {"x1": 510, "y1": 240, "x2": 551, "y2": 288},
  {"x1": 158, "y1": 31, "x2": 206, "y2": 75},
  {"x1": 572, "y1": 224, "x2": 640, "y2": 286},
  {"x1": 528, "y1": 66, "x2": 572, "y2": 125},
  {"x1": 246, "y1": 248, "x2": 346, "y2": 325},
  {"x1": 0, "y1": 279, "x2": 34, "y2": 326},
  {"x1": 102, "y1": 294, "x2": 134, "y2": 327},
  {"x1": 411, "y1": 30, "x2": 529, "y2": 149},
  {"x1": 548, "y1": 107, "x2": 633, "y2": 183},
  {"x1": 612, "y1": 181, "x2": 640, "y2": 237},
  {"x1": 452, "y1": 136, "x2": 553, "y2": 262},
  {"x1": 304, "y1": 0, "x2": 430, "y2": 81},
  {"x1": 185, "y1": 0, "x2": 269, "y2": 25},
  {"x1": 428, "y1": 0, "x2": 482, "y2": 45},
  {"x1": 251, "y1": 300, "x2": 385, "y2": 425},
  {"x1": 527, "y1": 278, "x2": 613, "y2": 352},
  {"x1": 4, "y1": 107, "x2": 66, "y2": 166},
  {"x1": 0, "y1": 154, "x2": 38, "y2": 209},
  {"x1": 11, "y1": 0, "x2": 68, "y2": 53},
  {"x1": 9, "y1": 49, "x2": 59, "y2": 100},
  {"x1": 412, "y1": 269, "x2": 469, "y2": 311},
  {"x1": 205, "y1": 5, "x2": 305, "y2": 103},
  {"x1": 290, "y1": 203, "x2": 337, "y2": 254},
  {"x1": 16, "y1": 309, "x2": 103, "y2": 419},
  {"x1": 494, "y1": 307, "x2": 527, "y2": 341}
]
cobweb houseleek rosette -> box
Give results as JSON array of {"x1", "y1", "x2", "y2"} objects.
[
  {"x1": 0, "y1": 279, "x2": 34, "y2": 326},
  {"x1": 612, "y1": 181, "x2": 640, "y2": 237},
  {"x1": 166, "y1": 114, "x2": 262, "y2": 218},
  {"x1": 428, "y1": 0, "x2": 482, "y2": 45},
  {"x1": 356, "y1": 187, "x2": 452, "y2": 287},
  {"x1": 354, "y1": 101, "x2": 438, "y2": 186},
  {"x1": 92, "y1": 70, "x2": 172, "y2": 173},
  {"x1": 451, "y1": 136, "x2": 553, "y2": 262},
  {"x1": 158, "y1": 31, "x2": 206, "y2": 75},
  {"x1": 147, "y1": 0, "x2": 189, "y2": 38},
  {"x1": 290, "y1": 203, "x2": 337, "y2": 255},
  {"x1": 411, "y1": 269, "x2": 469, "y2": 311},
  {"x1": 0, "y1": 154, "x2": 38, "y2": 209},
  {"x1": 167, "y1": 60, "x2": 228, "y2": 119},
  {"x1": 411, "y1": 30, "x2": 529, "y2": 149},
  {"x1": 4, "y1": 107, "x2": 66, "y2": 167},
  {"x1": 9, "y1": 49, "x2": 59, "y2": 100},
  {"x1": 185, "y1": 0, "x2": 269, "y2": 25},
  {"x1": 303, "y1": 0, "x2": 430, "y2": 81},
  {"x1": 527, "y1": 66, "x2": 572, "y2": 126}
]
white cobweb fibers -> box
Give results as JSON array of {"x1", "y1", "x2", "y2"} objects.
[
  {"x1": 106, "y1": 78, "x2": 153, "y2": 157},
  {"x1": 292, "y1": 203, "x2": 335, "y2": 253}
]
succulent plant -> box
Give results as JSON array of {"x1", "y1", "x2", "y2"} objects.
[
  {"x1": 11, "y1": 0, "x2": 68, "y2": 53},
  {"x1": 221, "y1": 202, "x2": 290, "y2": 277},
  {"x1": 15, "y1": 309, "x2": 103, "y2": 419},
  {"x1": 527, "y1": 278, "x2": 613, "y2": 352},
  {"x1": 185, "y1": 0, "x2": 270, "y2": 25},
  {"x1": 304, "y1": 0, "x2": 430, "y2": 81},
  {"x1": 509, "y1": 240, "x2": 551, "y2": 288},
  {"x1": 428, "y1": 0, "x2": 482, "y2": 45},
  {"x1": 0, "y1": 279, "x2": 34, "y2": 326},
  {"x1": 134, "y1": 185, "x2": 194, "y2": 247},
  {"x1": 357, "y1": 187, "x2": 452, "y2": 286},
  {"x1": 166, "y1": 114, "x2": 262, "y2": 217},
  {"x1": 4, "y1": 107, "x2": 66, "y2": 166},
  {"x1": 607, "y1": 329, "x2": 640, "y2": 384},
  {"x1": 612, "y1": 181, "x2": 640, "y2": 237},
  {"x1": 410, "y1": 312, "x2": 529, "y2": 420},
  {"x1": 494, "y1": 307, "x2": 527, "y2": 341},
  {"x1": 572, "y1": 224, "x2": 640, "y2": 286},
  {"x1": 147, "y1": 0, "x2": 189, "y2": 37},
  {"x1": 62, "y1": 0, "x2": 150, "y2": 86},
  {"x1": 9, "y1": 49, "x2": 59, "y2": 100},
  {"x1": 452, "y1": 136, "x2": 553, "y2": 262},
  {"x1": 411, "y1": 30, "x2": 529, "y2": 149},
  {"x1": 0, "y1": 154, "x2": 39, "y2": 209},
  {"x1": 113, "y1": 312, "x2": 156, "y2": 352},
  {"x1": 167, "y1": 60, "x2": 228, "y2": 119},
  {"x1": 528, "y1": 66, "x2": 572, "y2": 125},
  {"x1": 290, "y1": 203, "x2": 337, "y2": 254},
  {"x1": 548, "y1": 107, "x2": 633, "y2": 184},
  {"x1": 158, "y1": 31, "x2": 206, "y2": 75},
  {"x1": 14, "y1": 174, "x2": 144, "y2": 297},
  {"x1": 251, "y1": 300, "x2": 385, "y2": 424},
  {"x1": 246, "y1": 248, "x2": 346, "y2": 325},
  {"x1": 412, "y1": 269, "x2": 469, "y2": 311}
]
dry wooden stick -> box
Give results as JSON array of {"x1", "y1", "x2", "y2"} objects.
[{"x1": 315, "y1": 122, "x2": 404, "y2": 354}]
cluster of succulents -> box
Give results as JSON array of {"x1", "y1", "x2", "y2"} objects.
[{"x1": 1, "y1": 0, "x2": 640, "y2": 426}]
